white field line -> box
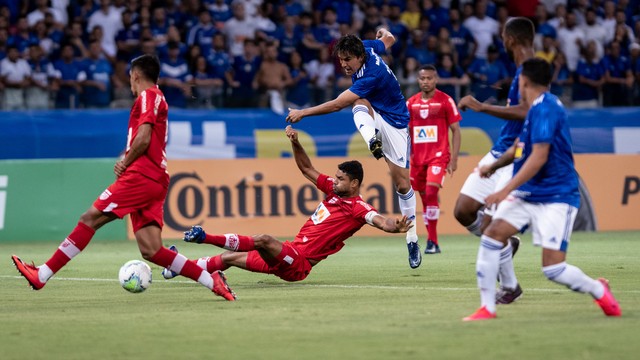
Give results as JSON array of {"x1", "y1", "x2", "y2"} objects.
[{"x1": 2, "y1": 275, "x2": 639, "y2": 293}]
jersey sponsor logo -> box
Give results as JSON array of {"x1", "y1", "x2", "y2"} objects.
[
  {"x1": 283, "y1": 255, "x2": 294, "y2": 265},
  {"x1": 99, "y1": 189, "x2": 112, "y2": 200},
  {"x1": 0, "y1": 175, "x2": 6, "y2": 230},
  {"x1": 311, "y1": 202, "x2": 330, "y2": 225},
  {"x1": 431, "y1": 166, "x2": 442, "y2": 175},
  {"x1": 414, "y1": 125, "x2": 437, "y2": 143}
]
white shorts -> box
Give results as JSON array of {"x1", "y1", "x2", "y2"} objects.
[
  {"x1": 459, "y1": 152, "x2": 513, "y2": 215},
  {"x1": 494, "y1": 196, "x2": 577, "y2": 251},
  {"x1": 373, "y1": 109, "x2": 410, "y2": 169}
]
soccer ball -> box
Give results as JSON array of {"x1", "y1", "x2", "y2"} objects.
[{"x1": 118, "y1": 260, "x2": 152, "y2": 293}]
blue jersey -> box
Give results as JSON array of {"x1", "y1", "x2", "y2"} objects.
[
  {"x1": 513, "y1": 93, "x2": 580, "y2": 207},
  {"x1": 491, "y1": 66, "x2": 524, "y2": 157},
  {"x1": 349, "y1": 40, "x2": 409, "y2": 129}
]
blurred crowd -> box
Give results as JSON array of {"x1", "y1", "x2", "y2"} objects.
[{"x1": 1, "y1": 0, "x2": 640, "y2": 112}]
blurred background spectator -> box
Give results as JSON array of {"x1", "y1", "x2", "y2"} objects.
[{"x1": 0, "y1": 0, "x2": 637, "y2": 111}]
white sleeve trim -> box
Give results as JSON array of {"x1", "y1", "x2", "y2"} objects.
[{"x1": 365, "y1": 211, "x2": 379, "y2": 226}]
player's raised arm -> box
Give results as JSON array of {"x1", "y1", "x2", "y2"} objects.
[
  {"x1": 286, "y1": 126, "x2": 321, "y2": 184},
  {"x1": 458, "y1": 95, "x2": 529, "y2": 121},
  {"x1": 286, "y1": 89, "x2": 359, "y2": 123},
  {"x1": 375, "y1": 28, "x2": 396, "y2": 50}
]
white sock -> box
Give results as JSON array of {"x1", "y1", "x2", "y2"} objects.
[
  {"x1": 197, "y1": 257, "x2": 209, "y2": 270},
  {"x1": 38, "y1": 264, "x2": 53, "y2": 283},
  {"x1": 498, "y1": 241, "x2": 518, "y2": 289},
  {"x1": 543, "y1": 262, "x2": 605, "y2": 299},
  {"x1": 197, "y1": 270, "x2": 214, "y2": 290},
  {"x1": 352, "y1": 105, "x2": 376, "y2": 144},
  {"x1": 397, "y1": 188, "x2": 417, "y2": 243},
  {"x1": 477, "y1": 235, "x2": 502, "y2": 313},
  {"x1": 466, "y1": 209, "x2": 485, "y2": 236}
]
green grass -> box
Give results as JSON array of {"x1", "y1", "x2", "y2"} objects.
[{"x1": 1, "y1": 232, "x2": 639, "y2": 360}]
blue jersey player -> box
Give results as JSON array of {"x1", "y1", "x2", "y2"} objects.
[
  {"x1": 286, "y1": 29, "x2": 421, "y2": 269},
  {"x1": 463, "y1": 58, "x2": 621, "y2": 321},
  {"x1": 454, "y1": 17, "x2": 535, "y2": 304}
]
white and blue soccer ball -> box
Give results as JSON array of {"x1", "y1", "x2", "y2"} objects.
[{"x1": 118, "y1": 260, "x2": 152, "y2": 293}]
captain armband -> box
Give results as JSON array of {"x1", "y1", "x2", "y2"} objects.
[{"x1": 365, "y1": 211, "x2": 379, "y2": 226}]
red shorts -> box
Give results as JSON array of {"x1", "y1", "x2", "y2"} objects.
[
  {"x1": 93, "y1": 171, "x2": 168, "y2": 232},
  {"x1": 245, "y1": 241, "x2": 312, "y2": 282},
  {"x1": 410, "y1": 163, "x2": 447, "y2": 192}
]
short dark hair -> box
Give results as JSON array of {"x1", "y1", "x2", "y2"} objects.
[
  {"x1": 521, "y1": 58, "x2": 552, "y2": 87},
  {"x1": 504, "y1": 17, "x2": 534, "y2": 46},
  {"x1": 419, "y1": 64, "x2": 437, "y2": 72},
  {"x1": 338, "y1": 160, "x2": 364, "y2": 185},
  {"x1": 130, "y1": 54, "x2": 160, "y2": 83},
  {"x1": 334, "y1": 34, "x2": 365, "y2": 59}
]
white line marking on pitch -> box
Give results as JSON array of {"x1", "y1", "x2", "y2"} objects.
[{"x1": 2, "y1": 275, "x2": 639, "y2": 293}]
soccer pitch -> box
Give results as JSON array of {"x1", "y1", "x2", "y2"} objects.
[{"x1": 1, "y1": 231, "x2": 638, "y2": 360}]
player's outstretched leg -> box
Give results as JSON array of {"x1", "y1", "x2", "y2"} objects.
[
  {"x1": 184, "y1": 225, "x2": 256, "y2": 252},
  {"x1": 543, "y1": 262, "x2": 621, "y2": 316}
]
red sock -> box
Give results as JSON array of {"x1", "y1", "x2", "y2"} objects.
[
  {"x1": 150, "y1": 247, "x2": 210, "y2": 287},
  {"x1": 45, "y1": 222, "x2": 95, "y2": 273},
  {"x1": 201, "y1": 255, "x2": 229, "y2": 272},
  {"x1": 204, "y1": 233, "x2": 255, "y2": 251},
  {"x1": 424, "y1": 186, "x2": 440, "y2": 245}
]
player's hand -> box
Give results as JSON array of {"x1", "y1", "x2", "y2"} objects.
[
  {"x1": 458, "y1": 95, "x2": 483, "y2": 112},
  {"x1": 394, "y1": 215, "x2": 413, "y2": 233},
  {"x1": 478, "y1": 164, "x2": 495, "y2": 178},
  {"x1": 485, "y1": 189, "x2": 509, "y2": 208},
  {"x1": 375, "y1": 28, "x2": 388, "y2": 39},
  {"x1": 114, "y1": 160, "x2": 127, "y2": 177},
  {"x1": 285, "y1": 125, "x2": 298, "y2": 141},
  {"x1": 286, "y1": 108, "x2": 304, "y2": 123},
  {"x1": 447, "y1": 159, "x2": 458, "y2": 176}
]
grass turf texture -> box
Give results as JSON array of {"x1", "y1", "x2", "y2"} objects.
[{"x1": 1, "y1": 231, "x2": 638, "y2": 360}]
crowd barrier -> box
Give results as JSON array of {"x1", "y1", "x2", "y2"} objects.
[
  {"x1": 1, "y1": 155, "x2": 638, "y2": 242},
  {"x1": 1, "y1": 107, "x2": 639, "y2": 160}
]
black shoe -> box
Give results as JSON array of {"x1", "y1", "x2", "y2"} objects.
[
  {"x1": 509, "y1": 236, "x2": 520, "y2": 257},
  {"x1": 424, "y1": 240, "x2": 441, "y2": 254},
  {"x1": 407, "y1": 242, "x2": 422, "y2": 269},
  {"x1": 368, "y1": 138, "x2": 384, "y2": 160},
  {"x1": 496, "y1": 284, "x2": 523, "y2": 304}
]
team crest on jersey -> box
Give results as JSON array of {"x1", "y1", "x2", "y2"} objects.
[
  {"x1": 414, "y1": 126, "x2": 437, "y2": 143},
  {"x1": 99, "y1": 189, "x2": 112, "y2": 200},
  {"x1": 432, "y1": 166, "x2": 442, "y2": 175},
  {"x1": 420, "y1": 108, "x2": 429, "y2": 119},
  {"x1": 311, "y1": 203, "x2": 331, "y2": 225}
]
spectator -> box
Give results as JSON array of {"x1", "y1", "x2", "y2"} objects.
[
  {"x1": 448, "y1": 7, "x2": 475, "y2": 69},
  {"x1": 187, "y1": 9, "x2": 218, "y2": 58},
  {"x1": 535, "y1": 34, "x2": 558, "y2": 63},
  {"x1": 425, "y1": 0, "x2": 450, "y2": 34},
  {"x1": 27, "y1": 44, "x2": 56, "y2": 110},
  {"x1": 235, "y1": 0, "x2": 262, "y2": 19},
  {"x1": 88, "y1": 25, "x2": 116, "y2": 64},
  {"x1": 8, "y1": 17, "x2": 38, "y2": 56},
  {"x1": 296, "y1": 11, "x2": 324, "y2": 64},
  {"x1": 157, "y1": 25, "x2": 187, "y2": 61},
  {"x1": 398, "y1": 56, "x2": 420, "y2": 99},
  {"x1": 602, "y1": 41, "x2": 634, "y2": 106},
  {"x1": 386, "y1": 3, "x2": 409, "y2": 64},
  {"x1": 547, "y1": 3, "x2": 567, "y2": 31},
  {"x1": 602, "y1": 1, "x2": 617, "y2": 42},
  {"x1": 557, "y1": 12, "x2": 585, "y2": 71},
  {"x1": 255, "y1": 41, "x2": 292, "y2": 114},
  {"x1": 463, "y1": 0, "x2": 499, "y2": 60},
  {"x1": 281, "y1": 0, "x2": 304, "y2": 18},
  {"x1": 305, "y1": 46, "x2": 334, "y2": 105},
  {"x1": 533, "y1": 4, "x2": 556, "y2": 51},
  {"x1": 400, "y1": 0, "x2": 421, "y2": 31},
  {"x1": 0, "y1": 46, "x2": 31, "y2": 110},
  {"x1": 582, "y1": 7, "x2": 608, "y2": 60},
  {"x1": 550, "y1": 51, "x2": 573, "y2": 105},
  {"x1": 227, "y1": 38, "x2": 260, "y2": 108},
  {"x1": 405, "y1": 29, "x2": 433, "y2": 66},
  {"x1": 223, "y1": 1, "x2": 257, "y2": 57},
  {"x1": 572, "y1": 40, "x2": 605, "y2": 108},
  {"x1": 612, "y1": 23, "x2": 633, "y2": 58},
  {"x1": 319, "y1": 7, "x2": 342, "y2": 45},
  {"x1": 32, "y1": 20, "x2": 55, "y2": 57},
  {"x1": 66, "y1": 21, "x2": 89, "y2": 60},
  {"x1": 286, "y1": 50, "x2": 311, "y2": 108},
  {"x1": 467, "y1": 44, "x2": 510, "y2": 103},
  {"x1": 150, "y1": 7, "x2": 171, "y2": 47},
  {"x1": 360, "y1": 4, "x2": 384, "y2": 40},
  {"x1": 316, "y1": 0, "x2": 353, "y2": 26},
  {"x1": 613, "y1": 8, "x2": 636, "y2": 45},
  {"x1": 87, "y1": 0, "x2": 123, "y2": 60},
  {"x1": 27, "y1": 0, "x2": 65, "y2": 29},
  {"x1": 274, "y1": 15, "x2": 302, "y2": 64},
  {"x1": 208, "y1": 0, "x2": 233, "y2": 27},
  {"x1": 79, "y1": 40, "x2": 113, "y2": 108},
  {"x1": 253, "y1": 2, "x2": 278, "y2": 42},
  {"x1": 191, "y1": 55, "x2": 223, "y2": 109},
  {"x1": 206, "y1": 33, "x2": 233, "y2": 97},
  {"x1": 159, "y1": 41, "x2": 193, "y2": 108},
  {"x1": 53, "y1": 44, "x2": 83, "y2": 109},
  {"x1": 436, "y1": 52, "x2": 470, "y2": 101},
  {"x1": 115, "y1": 10, "x2": 141, "y2": 71}
]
